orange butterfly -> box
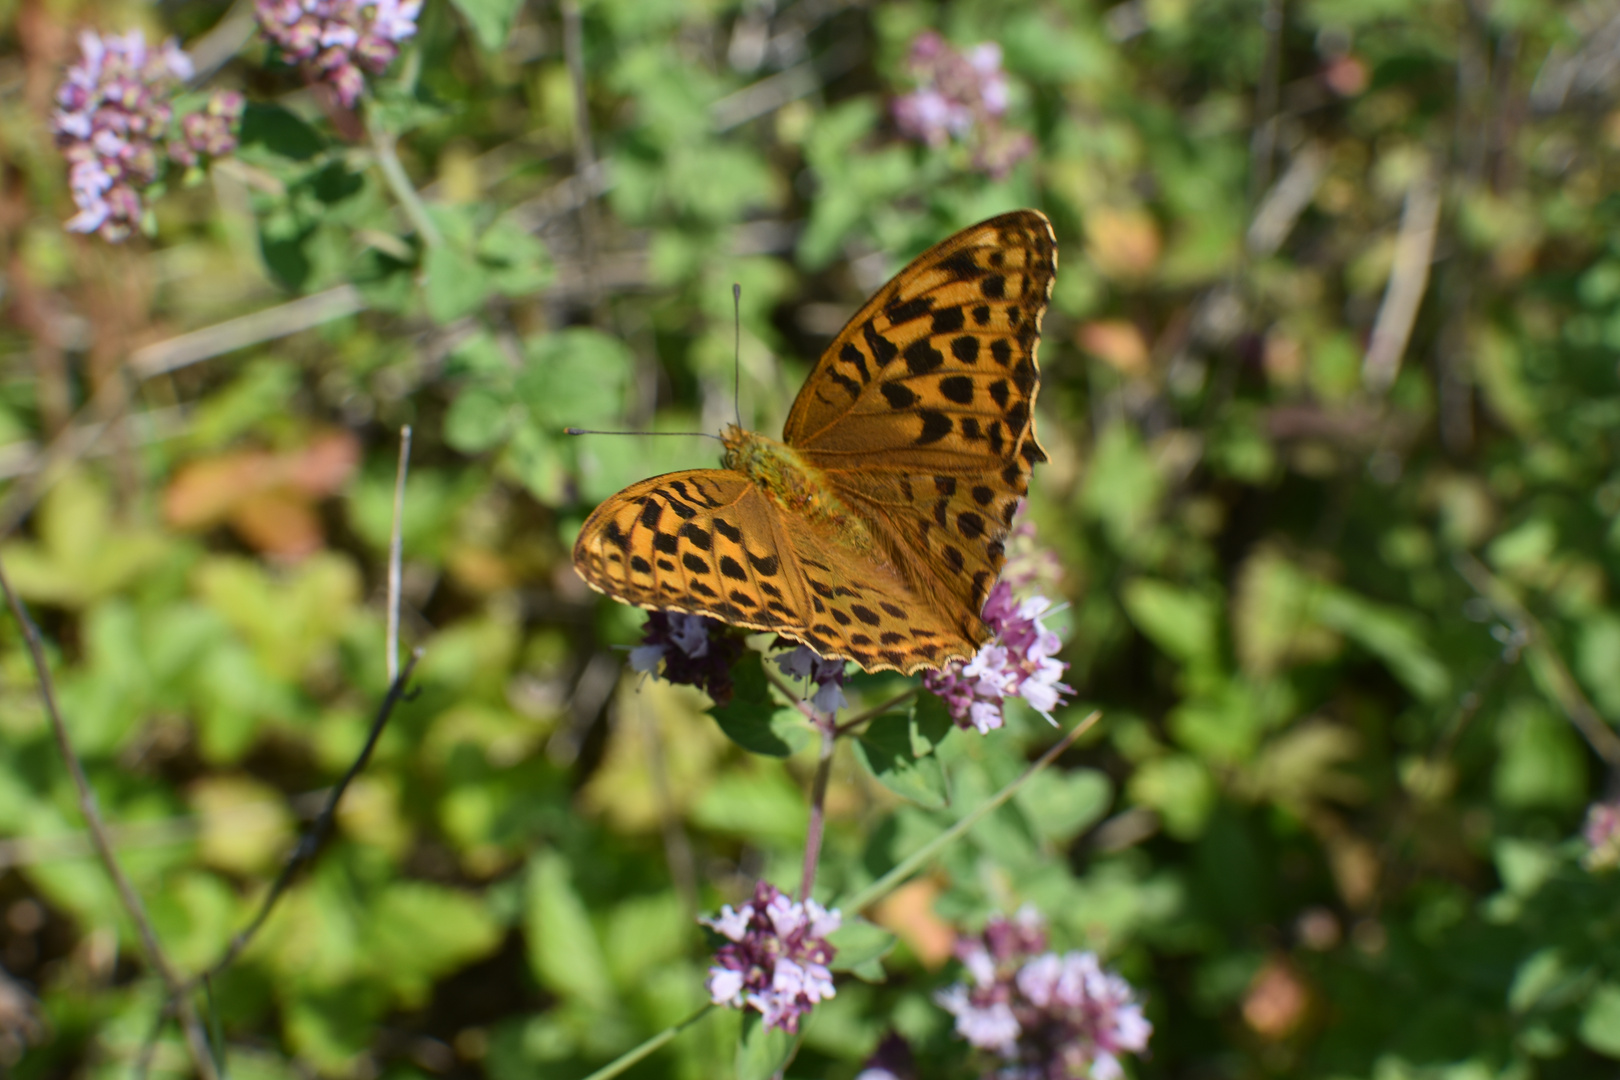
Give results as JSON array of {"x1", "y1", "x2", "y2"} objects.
[{"x1": 573, "y1": 210, "x2": 1056, "y2": 675}]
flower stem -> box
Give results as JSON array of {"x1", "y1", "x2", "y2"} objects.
[
  {"x1": 578, "y1": 1005, "x2": 713, "y2": 1080},
  {"x1": 365, "y1": 109, "x2": 442, "y2": 249},
  {"x1": 834, "y1": 687, "x2": 919, "y2": 737},
  {"x1": 799, "y1": 719, "x2": 836, "y2": 902},
  {"x1": 839, "y1": 710, "x2": 1102, "y2": 914}
]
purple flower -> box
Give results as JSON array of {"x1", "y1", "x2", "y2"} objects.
[
  {"x1": 925, "y1": 579, "x2": 1072, "y2": 734},
  {"x1": 857, "y1": 1033, "x2": 916, "y2": 1080},
  {"x1": 775, "y1": 644, "x2": 849, "y2": 716},
  {"x1": 256, "y1": 0, "x2": 421, "y2": 107},
  {"x1": 700, "y1": 881, "x2": 841, "y2": 1033},
  {"x1": 51, "y1": 29, "x2": 241, "y2": 242},
  {"x1": 937, "y1": 909, "x2": 1152, "y2": 1080},
  {"x1": 1584, "y1": 800, "x2": 1620, "y2": 871},
  {"x1": 891, "y1": 32, "x2": 1031, "y2": 178},
  {"x1": 629, "y1": 610, "x2": 746, "y2": 705}
]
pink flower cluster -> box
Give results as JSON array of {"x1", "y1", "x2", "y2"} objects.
[
  {"x1": 925, "y1": 579, "x2": 1072, "y2": 734},
  {"x1": 51, "y1": 30, "x2": 241, "y2": 242},
  {"x1": 701, "y1": 881, "x2": 841, "y2": 1033},
  {"x1": 255, "y1": 0, "x2": 421, "y2": 108},
  {"x1": 775, "y1": 643, "x2": 849, "y2": 716},
  {"x1": 629, "y1": 610, "x2": 745, "y2": 705},
  {"x1": 891, "y1": 32, "x2": 1033, "y2": 178},
  {"x1": 937, "y1": 910, "x2": 1152, "y2": 1080},
  {"x1": 1584, "y1": 800, "x2": 1620, "y2": 871}
]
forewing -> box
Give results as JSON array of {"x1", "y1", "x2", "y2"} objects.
[
  {"x1": 781, "y1": 209, "x2": 1056, "y2": 476},
  {"x1": 783, "y1": 209, "x2": 1056, "y2": 624},
  {"x1": 572, "y1": 470, "x2": 810, "y2": 634}
]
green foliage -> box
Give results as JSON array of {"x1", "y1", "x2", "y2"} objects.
[{"x1": 8, "y1": 0, "x2": 1620, "y2": 1077}]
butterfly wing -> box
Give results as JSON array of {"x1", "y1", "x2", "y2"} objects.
[
  {"x1": 783, "y1": 209, "x2": 1057, "y2": 622},
  {"x1": 572, "y1": 469, "x2": 981, "y2": 673},
  {"x1": 574, "y1": 470, "x2": 809, "y2": 632}
]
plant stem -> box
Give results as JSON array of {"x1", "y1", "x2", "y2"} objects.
[
  {"x1": 834, "y1": 687, "x2": 919, "y2": 737},
  {"x1": 799, "y1": 719, "x2": 836, "y2": 902},
  {"x1": 193, "y1": 649, "x2": 423, "y2": 985},
  {"x1": 366, "y1": 110, "x2": 442, "y2": 249},
  {"x1": 0, "y1": 556, "x2": 221, "y2": 1080},
  {"x1": 387, "y1": 424, "x2": 412, "y2": 683},
  {"x1": 578, "y1": 1005, "x2": 713, "y2": 1080},
  {"x1": 840, "y1": 710, "x2": 1102, "y2": 914}
]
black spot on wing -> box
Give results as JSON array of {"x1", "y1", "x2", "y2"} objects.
[
  {"x1": 951, "y1": 336, "x2": 979, "y2": 364},
  {"x1": 937, "y1": 250, "x2": 985, "y2": 279},
  {"x1": 864, "y1": 321, "x2": 899, "y2": 366},
  {"x1": 680, "y1": 523, "x2": 712, "y2": 551},
  {"x1": 840, "y1": 342, "x2": 871, "y2": 383},
  {"x1": 903, "y1": 338, "x2": 945, "y2": 376},
  {"x1": 714, "y1": 518, "x2": 742, "y2": 543},
  {"x1": 886, "y1": 296, "x2": 933, "y2": 325},
  {"x1": 916, "y1": 410, "x2": 952, "y2": 444},
  {"x1": 931, "y1": 307, "x2": 965, "y2": 334},
  {"x1": 881, "y1": 382, "x2": 918, "y2": 409},
  {"x1": 940, "y1": 375, "x2": 974, "y2": 404}
]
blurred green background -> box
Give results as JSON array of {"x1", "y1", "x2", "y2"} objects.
[{"x1": 3, "y1": 0, "x2": 1620, "y2": 1076}]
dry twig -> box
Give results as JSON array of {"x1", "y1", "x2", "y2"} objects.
[{"x1": 0, "y1": 556, "x2": 222, "y2": 1080}]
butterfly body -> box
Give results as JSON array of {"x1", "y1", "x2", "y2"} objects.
[
  {"x1": 574, "y1": 210, "x2": 1057, "y2": 675},
  {"x1": 721, "y1": 425, "x2": 874, "y2": 551}
]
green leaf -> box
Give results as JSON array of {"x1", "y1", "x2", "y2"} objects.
[
  {"x1": 238, "y1": 102, "x2": 326, "y2": 162},
  {"x1": 445, "y1": 386, "x2": 516, "y2": 453},
  {"x1": 1493, "y1": 837, "x2": 1559, "y2": 898},
  {"x1": 911, "y1": 692, "x2": 953, "y2": 753},
  {"x1": 826, "y1": 917, "x2": 895, "y2": 980},
  {"x1": 516, "y1": 327, "x2": 635, "y2": 430},
  {"x1": 1015, "y1": 768, "x2": 1112, "y2": 845},
  {"x1": 1314, "y1": 587, "x2": 1450, "y2": 702},
  {"x1": 425, "y1": 244, "x2": 495, "y2": 324},
  {"x1": 479, "y1": 219, "x2": 554, "y2": 296},
  {"x1": 449, "y1": 0, "x2": 524, "y2": 50},
  {"x1": 525, "y1": 850, "x2": 614, "y2": 1009},
  {"x1": 853, "y1": 712, "x2": 949, "y2": 809},
  {"x1": 367, "y1": 882, "x2": 502, "y2": 1007},
  {"x1": 1493, "y1": 698, "x2": 1586, "y2": 810},
  {"x1": 709, "y1": 654, "x2": 812, "y2": 757},
  {"x1": 735, "y1": 1015, "x2": 795, "y2": 1080},
  {"x1": 1120, "y1": 578, "x2": 1220, "y2": 666},
  {"x1": 1581, "y1": 983, "x2": 1620, "y2": 1057},
  {"x1": 1127, "y1": 754, "x2": 1215, "y2": 839}
]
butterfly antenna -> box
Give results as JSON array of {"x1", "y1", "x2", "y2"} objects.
[
  {"x1": 563, "y1": 428, "x2": 723, "y2": 441},
  {"x1": 732, "y1": 282, "x2": 743, "y2": 431}
]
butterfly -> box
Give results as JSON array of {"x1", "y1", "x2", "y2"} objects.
[{"x1": 572, "y1": 210, "x2": 1057, "y2": 675}]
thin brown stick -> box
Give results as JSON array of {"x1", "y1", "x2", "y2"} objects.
[
  {"x1": 1249, "y1": 0, "x2": 1286, "y2": 204},
  {"x1": 192, "y1": 648, "x2": 424, "y2": 986},
  {"x1": 0, "y1": 556, "x2": 221, "y2": 1080},
  {"x1": 562, "y1": 0, "x2": 604, "y2": 318},
  {"x1": 1362, "y1": 165, "x2": 1441, "y2": 393},
  {"x1": 387, "y1": 425, "x2": 413, "y2": 684}
]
